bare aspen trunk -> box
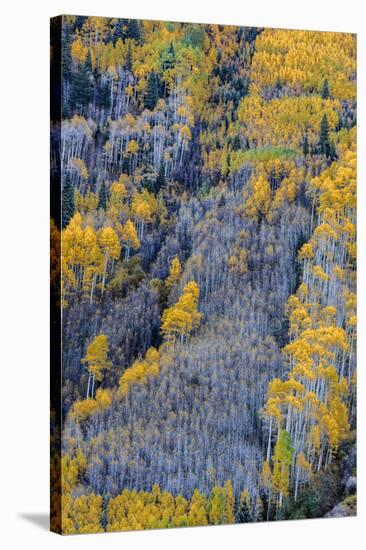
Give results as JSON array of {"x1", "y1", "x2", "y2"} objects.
[
  {"x1": 86, "y1": 372, "x2": 91, "y2": 399},
  {"x1": 267, "y1": 417, "x2": 273, "y2": 461}
]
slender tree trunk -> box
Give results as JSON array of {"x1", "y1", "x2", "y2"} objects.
[
  {"x1": 267, "y1": 417, "x2": 273, "y2": 461},
  {"x1": 91, "y1": 374, "x2": 96, "y2": 399},
  {"x1": 86, "y1": 371, "x2": 91, "y2": 399}
]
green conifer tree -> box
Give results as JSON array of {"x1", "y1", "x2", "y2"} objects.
[
  {"x1": 71, "y1": 53, "x2": 93, "y2": 108},
  {"x1": 98, "y1": 182, "x2": 108, "y2": 210},
  {"x1": 321, "y1": 78, "x2": 330, "y2": 99},
  {"x1": 144, "y1": 72, "x2": 159, "y2": 110},
  {"x1": 62, "y1": 175, "x2": 75, "y2": 228},
  {"x1": 126, "y1": 19, "x2": 140, "y2": 42},
  {"x1": 125, "y1": 41, "x2": 133, "y2": 72},
  {"x1": 319, "y1": 114, "x2": 331, "y2": 158}
]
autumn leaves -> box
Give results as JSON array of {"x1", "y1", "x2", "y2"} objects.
[
  {"x1": 62, "y1": 481, "x2": 237, "y2": 534},
  {"x1": 55, "y1": 18, "x2": 357, "y2": 533},
  {"x1": 250, "y1": 29, "x2": 356, "y2": 101},
  {"x1": 70, "y1": 256, "x2": 202, "y2": 422},
  {"x1": 161, "y1": 280, "x2": 202, "y2": 345},
  {"x1": 261, "y1": 133, "x2": 356, "y2": 514},
  {"x1": 61, "y1": 177, "x2": 166, "y2": 305}
]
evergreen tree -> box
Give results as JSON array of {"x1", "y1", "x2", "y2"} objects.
[
  {"x1": 98, "y1": 182, "x2": 108, "y2": 210},
  {"x1": 161, "y1": 42, "x2": 176, "y2": 71},
  {"x1": 321, "y1": 78, "x2": 330, "y2": 99},
  {"x1": 74, "y1": 16, "x2": 85, "y2": 31},
  {"x1": 218, "y1": 194, "x2": 226, "y2": 209},
  {"x1": 71, "y1": 54, "x2": 93, "y2": 108},
  {"x1": 318, "y1": 114, "x2": 332, "y2": 158},
  {"x1": 122, "y1": 156, "x2": 130, "y2": 174},
  {"x1": 144, "y1": 72, "x2": 159, "y2": 110},
  {"x1": 85, "y1": 49, "x2": 93, "y2": 72},
  {"x1": 62, "y1": 175, "x2": 75, "y2": 228},
  {"x1": 302, "y1": 134, "x2": 309, "y2": 156},
  {"x1": 126, "y1": 19, "x2": 140, "y2": 42},
  {"x1": 125, "y1": 41, "x2": 133, "y2": 72},
  {"x1": 61, "y1": 23, "x2": 73, "y2": 81},
  {"x1": 236, "y1": 499, "x2": 252, "y2": 523},
  {"x1": 232, "y1": 135, "x2": 241, "y2": 151},
  {"x1": 160, "y1": 42, "x2": 176, "y2": 97},
  {"x1": 113, "y1": 18, "x2": 127, "y2": 45},
  {"x1": 98, "y1": 82, "x2": 110, "y2": 110},
  {"x1": 155, "y1": 163, "x2": 166, "y2": 192}
]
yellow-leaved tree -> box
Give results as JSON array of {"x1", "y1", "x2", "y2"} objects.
[
  {"x1": 81, "y1": 334, "x2": 112, "y2": 398},
  {"x1": 161, "y1": 281, "x2": 202, "y2": 345},
  {"x1": 121, "y1": 219, "x2": 140, "y2": 260},
  {"x1": 166, "y1": 256, "x2": 182, "y2": 289},
  {"x1": 98, "y1": 226, "x2": 121, "y2": 293},
  {"x1": 119, "y1": 347, "x2": 159, "y2": 396}
]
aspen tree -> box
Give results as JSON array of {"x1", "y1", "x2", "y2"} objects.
[
  {"x1": 131, "y1": 190, "x2": 158, "y2": 240},
  {"x1": 121, "y1": 219, "x2": 140, "y2": 260},
  {"x1": 119, "y1": 347, "x2": 159, "y2": 396},
  {"x1": 165, "y1": 256, "x2": 182, "y2": 289},
  {"x1": 62, "y1": 494, "x2": 103, "y2": 534},
  {"x1": 81, "y1": 334, "x2": 112, "y2": 399},
  {"x1": 161, "y1": 281, "x2": 202, "y2": 345},
  {"x1": 188, "y1": 489, "x2": 208, "y2": 526},
  {"x1": 272, "y1": 430, "x2": 293, "y2": 512},
  {"x1": 98, "y1": 226, "x2": 121, "y2": 293}
]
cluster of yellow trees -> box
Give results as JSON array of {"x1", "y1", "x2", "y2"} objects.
[
  {"x1": 161, "y1": 280, "x2": 202, "y2": 345},
  {"x1": 200, "y1": 29, "x2": 355, "y2": 182},
  {"x1": 68, "y1": 257, "x2": 202, "y2": 421},
  {"x1": 55, "y1": 21, "x2": 357, "y2": 532},
  {"x1": 61, "y1": 176, "x2": 167, "y2": 305},
  {"x1": 69, "y1": 16, "x2": 212, "y2": 116},
  {"x1": 119, "y1": 347, "x2": 160, "y2": 396},
  {"x1": 237, "y1": 95, "x2": 340, "y2": 150},
  {"x1": 236, "y1": 158, "x2": 305, "y2": 225},
  {"x1": 250, "y1": 29, "x2": 356, "y2": 100},
  {"x1": 261, "y1": 129, "x2": 356, "y2": 514},
  {"x1": 61, "y1": 476, "x2": 241, "y2": 534}
]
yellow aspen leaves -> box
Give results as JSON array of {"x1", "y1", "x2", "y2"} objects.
[
  {"x1": 250, "y1": 29, "x2": 356, "y2": 100},
  {"x1": 71, "y1": 38, "x2": 88, "y2": 64},
  {"x1": 98, "y1": 227, "x2": 120, "y2": 260},
  {"x1": 243, "y1": 173, "x2": 271, "y2": 222},
  {"x1": 81, "y1": 334, "x2": 112, "y2": 399},
  {"x1": 238, "y1": 94, "x2": 340, "y2": 150},
  {"x1": 126, "y1": 139, "x2": 139, "y2": 155},
  {"x1": 71, "y1": 158, "x2": 89, "y2": 179},
  {"x1": 165, "y1": 256, "x2": 182, "y2": 289},
  {"x1": 119, "y1": 347, "x2": 160, "y2": 396},
  {"x1": 298, "y1": 243, "x2": 314, "y2": 261},
  {"x1": 98, "y1": 226, "x2": 121, "y2": 292},
  {"x1": 161, "y1": 281, "x2": 202, "y2": 344},
  {"x1": 62, "y1": 494, "x2": 104, "y2": 534},
  {"x1": 108, "y1": 180, "x2": 127, "y2": 214},
  {"x1": 104, "y1": 484, "x2": 230, "y2": 532},
  {"x1": 120, "y1": 219, "x2": 140, "y2": 260},
  {"x1": 180, "y1": 125, "x2": 192, "y2": 142},
  {"x1": 131, "y1": 190, "x2": 159, "y2": 239},
  {"x1": 70, "y1": 388, "x2": 113, "y2": 422},
  {"x1": 271, "y1": 430, "x2": 293, "y2": 508},
  {"x1": 260, "y1": 460, "x2": 272, "y2": 491},
  {"x1": 82, "y1": 334, "x2": 112, "y2": 382},
  {"x1": 61, "y1": 448, "x2": 87, "y2": 494},
  {"x1": 313, "y1": 265, "x2": 329, "y2": 281}
]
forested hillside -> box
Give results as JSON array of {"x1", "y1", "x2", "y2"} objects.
[{"x1": 50, "y1": 16, "x2": 356, "y2": 533}]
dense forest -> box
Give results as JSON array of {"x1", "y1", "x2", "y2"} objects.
[{"x1": 50, "y1": 16, "x2": 356, "y2": 534}]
